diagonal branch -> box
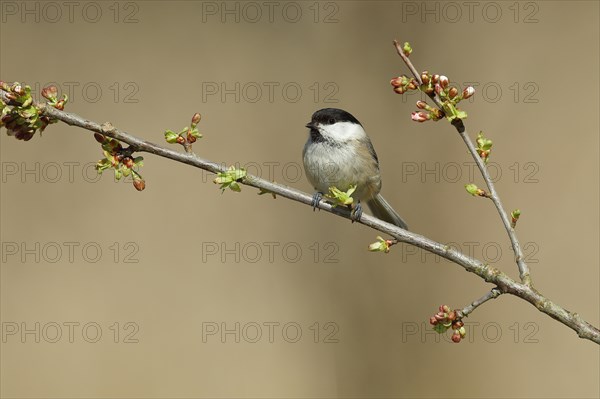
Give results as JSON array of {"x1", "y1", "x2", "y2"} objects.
[
  {"x1": 1, "y1": 90, "x2": 599, "y2": 344},
  {"x1": 452, "y1": 119, "x2": 531, "y2": 286},
  {"x1": 393, "y1": 40, "x2": 532, "y2": 286}
]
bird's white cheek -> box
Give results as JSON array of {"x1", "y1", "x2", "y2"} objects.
[{"x1": 320, "y1": 122, "x2": 367, "y2": 141}]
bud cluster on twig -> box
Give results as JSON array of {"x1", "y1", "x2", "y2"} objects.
[
  {"x1": 390, "y1": 75, "x2": 418, "y2": 95},
  {"x1": 214, "y1": 166, "x2": 247, "y2": 193},
  {"x1": 164, "y1": 112, "x2": 203, "y2": 151},
  {"x1": 476, "y1": 131, "x2": 493, "y2": 164},
  {"x1": 429, "y1": 304, "x2": 466, "y2": 343},
  {"x1": 368, "y1": 236, "x2": 397, "y2": 253},
  {"x1": 465, "y1": 183, "x2": 490, "y2": 198},
  {"x1": 94, "y1": 134, "x2": 145, "y2": 191},
  {"x1": 390, "y1": 70, "x2": 475, "y2": 123},
  {"x1": 511, "y1": 209, "x2": 521, "y2": 228},
  {"x1": 0, "y1": 82, "x2": 66, "y2": 141}
]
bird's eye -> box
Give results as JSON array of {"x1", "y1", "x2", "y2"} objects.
[{"x1": 328, "y1": 118, "x2": 335, "y2": 124}]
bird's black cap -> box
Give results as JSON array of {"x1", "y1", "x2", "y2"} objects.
[{"x1": 306, "y1": 108, "x2": 362, "y2": 129}]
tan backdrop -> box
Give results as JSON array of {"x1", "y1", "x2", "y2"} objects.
[{"x1": 1, "y1": 1, "x2": 598, "y2": 398}]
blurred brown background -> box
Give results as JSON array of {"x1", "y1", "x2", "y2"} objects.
[{"x1": 1, "y1": 1, "x2": 598, "y2": 398}]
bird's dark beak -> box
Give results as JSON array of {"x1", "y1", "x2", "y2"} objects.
[{"x1": 305, "y1": 122, "x2": 316, "y2": 129}]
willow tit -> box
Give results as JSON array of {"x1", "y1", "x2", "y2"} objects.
[{"x1": 303, "y1": 108, "x2": 408, "y2": 229}]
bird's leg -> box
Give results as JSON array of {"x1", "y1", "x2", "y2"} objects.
[
  {"x1": 350, "y1": 200, "x2": 362, "y2": 223},
  {"x1": 311, "y1": 191, "x2": 324, "y2": 211}
]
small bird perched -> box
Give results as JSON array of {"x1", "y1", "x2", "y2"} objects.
[{"x1": 303, "y1": 108, "x2": 408, "y2": 229}]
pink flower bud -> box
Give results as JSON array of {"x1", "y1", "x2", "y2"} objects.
[
  {"x1": 451, "y1": 332, "x2": 461, "y2": 343},
  {"x1": 12, "y1": 84, "x2": 24, "y2": 95},
  {"x1": 123, "y1": 157, "x2": 134, "y2": 169},
  {"x1": 448, "y1": 87, "x2": 458, "y2": 99},
  {"x1": 191, "y1": 112, "x2": 201, "y2": 125},
  {"x1": 416, "y1": 100, "x2": 427, "y2": 109},
  {"x1": 434, "y1": 313, "x2": 446, "y2": 322},
  {"x1": 434, "y1": 84, "x2": 443, "y2": 95},
  {"x1": 390, "y1": 77, "x2": 403, "y2": 88},
  {"x1": 133, "y1": 178, "x2": 145, "y2": 191},
  {"x1": 463, "y1": 86, "x2": 475, "y2": 99},
  {"x1": 393, "y1": 86, "x2": 406, "y2": 94},
  {"x1": 432, "y1": 75, "x2": 440, "y2": 84},
  {"x1": 41, "y1": 85, "x2": 58, "y2": 100},
  {"x1": 93, "y1": 133, "x2": 106, "y2": 143},
  {"x1": 411, "y1": 111, "x2": 431, "y2": 123},
  {"x1": 452, "y1": 320, "x2": 464, "y2": 330},
  {"x1": 439, "y1": 75, "x2": 449, "y2": 89}
]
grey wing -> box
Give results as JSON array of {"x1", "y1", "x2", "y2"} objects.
[{"x1": 365, "y1": 137, "x2": 379, "y2": 164}]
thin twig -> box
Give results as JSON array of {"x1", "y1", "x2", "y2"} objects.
[
  {"x1": 1, "y1": 90, "x2": 598, "y2": 344},
  {"x1": 393, "y1": 40, "x2": 424, "y2": 86},
  {"x1": 457, "y1": 288, "x2": 503, "y2": 319},
  {"x1": 393, "y1": 40, "x2": 532, "y2": 286},
  {"x1": 453, "y1": 119, "x2": 531, "y2": 286}
]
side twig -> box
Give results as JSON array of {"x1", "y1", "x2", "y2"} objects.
[
  {"x1": 393, "y1": 40, "x2": 532, "y2": 286},
  {"x1": 457, "y1": 288, "x2": 503, "y2": 319}
]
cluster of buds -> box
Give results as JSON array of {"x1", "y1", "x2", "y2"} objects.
[
  {"x1": 368, "y1": 236, "x2": 395, "y2": 253},
  {"x1": 0, "y1": 82, "x2": 65, "y2": 141},
  {"x1": 411, "y1": 99, "x2": 443, "y2": 123},
  {"x1": 396, "y1": 71, "x2": 475, "y2": 123},
  {"x1": 429, "y1": 304, "x2": 466, "y2": 343},
  {"x1": 41, "y1": 85, "x2": 67, "y2": 110},
  {"x1": 164, "y1": 112, "x2": 202, "y2": 148},
  {"x1": 476, "y1": 131, "x2": 493, "y2": 163},
  {"x1": 94, "y1": 134, "x2": 145, "y2": 191},
  {"x1": 420, "y1": 72, "x2": 474, "y2": 102},
  {"x1": 214, "y1": 166, "x2": 247, "y2": 193},
  {"x1": 390, "y1": 75, "x2": 418, "y2": 95}
]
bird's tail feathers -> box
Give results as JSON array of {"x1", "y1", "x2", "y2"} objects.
[{"x1": 366, "y1": 194, "x2": 408, "y2": 230}]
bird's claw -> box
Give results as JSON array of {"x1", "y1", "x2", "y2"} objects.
[
  {"x1": 351, "y1": 201, "x2": 362, "y2": 223},
  {"x1": 311, "y1": 192, "x2": 323, "y2": 211}
]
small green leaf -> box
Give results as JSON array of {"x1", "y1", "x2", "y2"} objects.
[
  {"x1": 477, "y1": 132, "x2": 493, "y2": 151},
  {"x1": 164, "y1": 130, "x2": 179, "y2": 144},
  {"x1": 368, "y1": 236, "x2": 391, "y2": 253},
  {"x1": 95, "y1": 158, "x2": 111, "y2": 173},
  {"x1": 213, "y1": 166, "x2": 247, "y2": 193},
  {"x1": 465, "y1": 183, "x2": 479, "y2": 196},
  {"x1": 190, "y1": 128, "x2": 202, "y2": 138},
  {"x1": 325, "y1": 185, "x2": 356, "y2": 207},
  {"x1": 433, "y1": 323, "x2": 449, "y2": 334},
  {"x1": 442, "y1": 102, "x2": 468, "y2": 121},
  {"x1": 511, "y1": 209, "x2": 521, "y2": 228}
]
